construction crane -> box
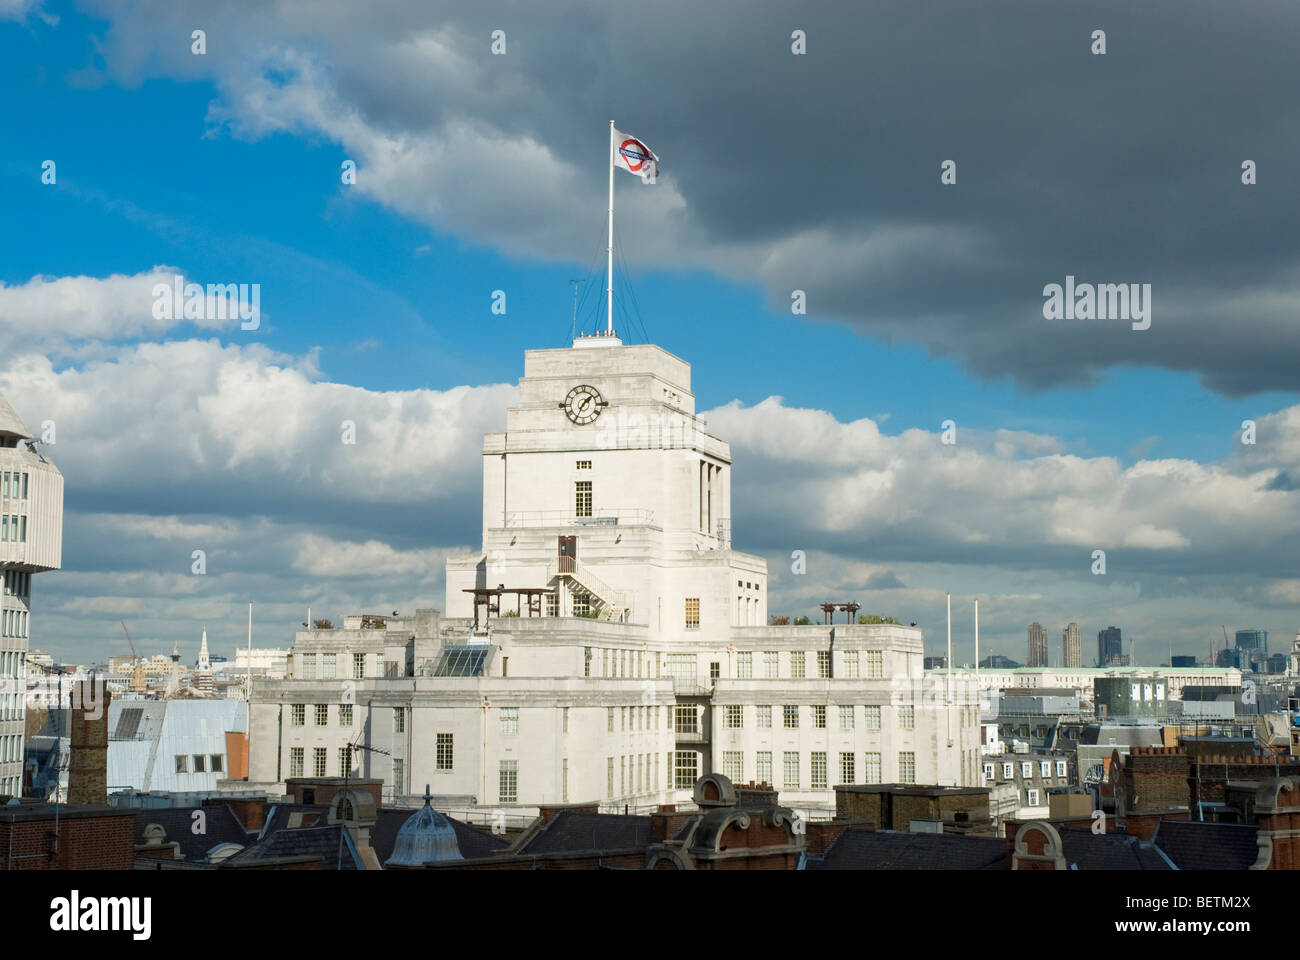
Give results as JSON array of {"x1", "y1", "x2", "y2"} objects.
[
  {"x1": 120, "y1": 621, "x2": 138, "y2": 660},
  {"x1": 120, "y1": 621, "x2": 148, "y2": 692}
]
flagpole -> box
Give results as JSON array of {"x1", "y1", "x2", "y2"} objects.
[{"x1": 607, "y1": 119, "x2": 615, "y2": 334}]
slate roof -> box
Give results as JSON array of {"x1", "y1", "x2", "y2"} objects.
[
  {"x1": 249, "y1": 802, "x2": 508, "y2": 865},
  {"x1": 371, "y1": 807, "x2": 508, "y2": 861},
  {"x1": 133, "y1": 804, "x2": 253, "y2": 862},
  {"x1": 810, "y1": 829, "x2": 1007, "y2": 870},
  {"x1": 224, "y1": 824, "x2": 360, "y2": 870},
  {"x1": 517, "y1": 811, "x2": 653, "y2": 855},
  {"x1": 1152, "y1": 820, "x2": 1260, "y2": 870},
  {"x1": 1058, "y1": 831, "x2": 1172, "y2": 870}
]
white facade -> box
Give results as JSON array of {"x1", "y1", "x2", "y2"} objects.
[
  {"x1": 0, "y1": 392, "x2": 62, "y2": 798},
  {"x1": 249, "y1": 337, "x2": 980, "y2": 813}
]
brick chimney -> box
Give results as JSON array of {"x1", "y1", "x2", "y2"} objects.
[{"x1": 67, "y1": 678, "x2": 110, "y2": 806}]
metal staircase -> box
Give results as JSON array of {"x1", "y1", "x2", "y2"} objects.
[{"x1": 547, "y1": 559, "x2": 629, "y2": 622}]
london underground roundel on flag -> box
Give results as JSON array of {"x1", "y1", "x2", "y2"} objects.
[{"x1": 619, "y1": 139, "x2": 650, "y2": 172}]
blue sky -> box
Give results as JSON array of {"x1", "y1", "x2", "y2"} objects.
[{"x1": 3, "y1": 1, "x2": 1300, "y2": 665}]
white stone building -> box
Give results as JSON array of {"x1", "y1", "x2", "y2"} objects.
[
  {"x1": 0, "y1": 392, "x2": 62, "y2": 798},
  {"x1": 248, "y1": 336, "x2": 981, "y2": 814}
]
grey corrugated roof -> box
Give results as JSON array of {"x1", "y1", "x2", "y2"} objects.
[{"x1": 0, "y1": 392, "x2": 31, "y2": 440}]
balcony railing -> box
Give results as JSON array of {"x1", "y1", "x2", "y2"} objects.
[{"x1": 503, "y1": 508, "x2": 655, "y2": 528}]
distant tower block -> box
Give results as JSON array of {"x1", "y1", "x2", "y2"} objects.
[
  {"x1": 0, "y1": 389, "x2": 63, "y2": 798},
  {"x1": 1062, "y1": 622, "x2": 1082, "y2": 668},
  {"x1": 1027, "y1": 622, "x2": 1048, "y2": 667}
]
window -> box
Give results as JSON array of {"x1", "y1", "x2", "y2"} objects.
[
  {"x1": 674, "y1": 751, "x2": 698, "y2": 789},
  {"x1": 898, "y1": 706, "x2": 914, "y2": 730},
  {"x1": 607, "y1": 707, "x2": 614, "y2": 732},
  {"x1": 291, "y1": 704, "x2": 305, "y2": 727},
  {"x1": 839, "y1": 705, "x2": 854, "y2": 730},
  {"x1": 756, "y1": 751, "x2": 773, "y2": 785},
  {"x1": 393, "y1": 708, "x2": 405, "y2": 734},
  {"x1": 865, "y1": 651, "x2": 883, "y2": 678},
  {"x1": 562, "y1": 758, "x2": 569, "y2": 802},
  {"x1": 864, "y1": 753, "x2": 882, "y2": 784},
  {"x1": 811, "y1": 751, "x2": 827, "y2": 790},
  {"x1": 839, "y1": 752, "x2": 856, "y2": 785},
  {"x1": 783, "y1": 752, "x2": 800, "y2": 789},
  {"x1": 1040, "y1": 761, "x2": 1051, "y2": 778},
  {"x1": 575, "y1": 480, "x2": 592, "y2": 518},
  {"x1": 1002, "y1": 762, "x2": 1014, "y2": 779},
  {"x1": 756, "y1": 705, "x2": 772, "y2": 728},
  {"x1": 499, "y1": 761, "x2": 518, "y2": 803},
  {"x1": 321, "y1": 653, "x2": 337, "y2": 679},
  {"x1": 709, "y1": 661, "x2": 720, "y2": 685},
  {"x1": 816, "y1": 651, "x2": 832, "y2": 678},
  {"x1": 864, "y1": 705, "x2": 881, "y2": 729},
  {"x1": 1027, "y1": 788, "x2": 1040, "y2": 806},
  {"x1": 174, "y1": 755, "x2": 188, "y2": 774},
  {"x1": 338, "y1": 746, "x2": 353, "y2": 777},
  {"x1": 983, "y1": 763, "x2": 995, "y2": 781},
  {"x1": 898, "y1": 752, "x2": 916, "y2": 783},
  {"x1": 737, "y1": 651, "x2": 752, "y2": 678},
  {"x1": 211, "y1": 754, "x2": 223, "y2": 773},
  {"x1": 576, "y1": 460, "x2": 592, "y2": 469},
  {"x1": 353, "y1": 653, "x2": 365, "y2": 679},
  {"x1": 843, "y1": 651, "x2": 859, "y2": 678},
  {"x1": 313, "y1": 747, "x2": 328, "y2": 777},
  {"x1": 583, "y1": 647, "x2": 591, "y2": 677},
  {"x1": 436, "y1": 733, "x2": 454, "y2": 771},
  {"x1": 572, "y1": 593, "x2": 591, "y2": 616},
  {"x1": 500, "y1": 707, "x2": 519, "y2": 736},
  {"x1": 1056, "y1": 760, "x2": 1068, "y2": 778},
  {"x1": 607, "y1": 757, "x2": 615, "y2": 797},
  {"x1": 392, "y1": 759, "x2": 405, "y2": 794},
  {"x1": 289, "y1": 747, "x2": 303, "y2": 777},
  {"x1": 1021, "y1": 762, "x2": 1033, "y2": 778},
  {"x1": 789, "y1": 651, "x2": 805, "y2": 678},
  {"x1": 622, "y1": 706, "x2": 628, "y2": 731},
  {"x1": 315, "y1": 704, "x2": 328, "y2": 726},
  {"x1": 674, "y1": 705, "x2": 698, "y2": 734},
  {"x1": 764, "y1": 651, "x2": 779, "y2": 678},
  {"x1": 722, "y1": 751, "x2": 742, "y2": 782},
  {"x1": 548, "y1": 592, "x2": 560, "y2": 617},
  {"x1": 562, "y1": 707, "x2": 569, "y2": 733},
  {"x1": 666, "y1": 653, "x2": 696, "y2": 683},
  {"x1": 684, "y1": 598, "x2": 700, "y2": 629},
  {"x1": 813, "y1": 705, "x2": 827, "y2": 729},
  {"x1": 302, "y1": 654, "x2": 317, "y2": 680},
  {"x1": 783, "y1": 705, "x2": 799, "y2": 729},
  {"x1": 724, "y1": 705, "x2": 743, "y2": 729},
  {"x1": 339, "y1": 703, "x2": 353, "y2": 726},
  {"x1": 191, "y1": 754, "x2": 206, "y2": 773}
]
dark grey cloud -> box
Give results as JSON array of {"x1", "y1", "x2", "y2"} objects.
[{"x1": 75, "y1": 0, "x2": 1300, "y2": 395}]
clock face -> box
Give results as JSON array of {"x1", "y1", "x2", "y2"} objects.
[{"x1": 561, "y1": 384, "x2": 607, "y2": 425}]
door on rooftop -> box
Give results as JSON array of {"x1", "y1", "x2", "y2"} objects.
[{"x1": 558, "y1": 536, "x2": 576, "y2": 573}]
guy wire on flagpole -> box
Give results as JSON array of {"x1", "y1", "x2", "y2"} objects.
[{"x1": 607, "y1": 119, "x2": 615, "y2": 334}]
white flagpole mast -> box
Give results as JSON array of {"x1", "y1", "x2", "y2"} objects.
[{"x1": 607, "y1": 120, "x2": 615, "y2": 334}]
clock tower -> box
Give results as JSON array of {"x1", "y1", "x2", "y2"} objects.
[{"x1": 445, "y1": 332, "x2": 767, "y2": 638}]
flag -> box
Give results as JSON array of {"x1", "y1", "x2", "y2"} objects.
[{"x1": 613, "y1": 127, "x2": 659, "y2": 184}]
